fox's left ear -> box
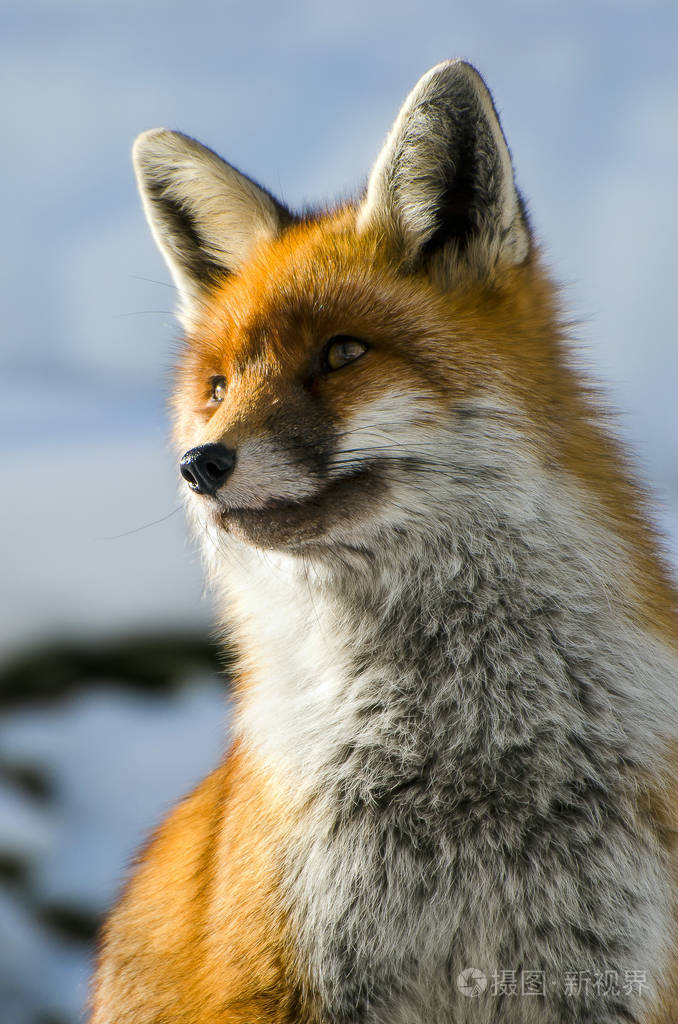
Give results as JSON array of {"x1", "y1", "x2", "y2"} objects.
[
  {"x1": 133, "y1": 129, "x2": 292, "y2": 327},
  {"x1": 357, "y1": 60, "x2": 530, "y2": 279}
]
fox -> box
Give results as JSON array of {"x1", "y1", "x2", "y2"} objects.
[{"x1": 90, "y1": 60, "x2": 678, "y2": 1023}]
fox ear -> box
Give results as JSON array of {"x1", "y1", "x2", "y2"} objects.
[
  {"x1": 133, "y1": 129, "x2": 291, "y2": 325},
  {"x1": 357, "y1": 60, "x2": 530, "y2": 279}
]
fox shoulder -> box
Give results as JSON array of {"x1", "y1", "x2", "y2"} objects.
[{"x1": 90, "y1": 743, "x2": 303, "y2": 1024}]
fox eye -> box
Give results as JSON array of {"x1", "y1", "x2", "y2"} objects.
[
  {"x1": 322, "y1": 336, "x2": 368, "y2": 373},
  {"x1": 209, "y1": 375, "x2": 227, "y2": 402}
]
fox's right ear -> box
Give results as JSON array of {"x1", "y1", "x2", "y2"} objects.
[{"x1": 133, "y1": 129, "x2": 291, "y2": 326}]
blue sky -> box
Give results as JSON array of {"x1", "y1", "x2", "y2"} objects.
[{"x1": 2, "y1": 0, "x2": 677, "y2": 651}]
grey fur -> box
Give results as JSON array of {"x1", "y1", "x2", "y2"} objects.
[{"x1": 224, "y1": 411, "x2": 677, "y2": 1024}]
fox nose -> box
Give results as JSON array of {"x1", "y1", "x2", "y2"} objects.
[{"x1": 180, "y1": 444, "x2": 236, "y2": 495}]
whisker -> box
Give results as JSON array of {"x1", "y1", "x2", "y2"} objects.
[
  {"x1": 113, "y1": 310, "x2": 174, "y2": 318},
  {"x1": 96, "y1": 506, "x2": 183, "y2": 540},
  {"x1": 129, "y1": 275, "x2": 175, "y2": 290}
]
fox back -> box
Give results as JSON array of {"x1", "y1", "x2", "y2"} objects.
[{"x1": 91, "y1": 61, "x2": 678, "y2": 1024}]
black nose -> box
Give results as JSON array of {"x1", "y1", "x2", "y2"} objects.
[{"x1": 180, "y1": 444, "x2": 236, "y2": 495}]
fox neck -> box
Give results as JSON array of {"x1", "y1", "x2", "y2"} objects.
[
  {"x1": 220, "y1": 462, "x2": 676, "y2": 787},
  {"x1": 209, "y1": 457, "x2": 678, "y2": 1017}
]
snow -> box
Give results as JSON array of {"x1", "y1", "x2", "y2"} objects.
[{"x1": 0, "y1": 677, "x2": 228, "y2": 1022}]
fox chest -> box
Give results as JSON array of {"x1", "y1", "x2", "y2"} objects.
[
  {"x1": 236, "y1": 544, "x2": 676, "y2": 1022},
  {"x1": 281, "y1": 752, "x2": 669, "y2": 1024}
]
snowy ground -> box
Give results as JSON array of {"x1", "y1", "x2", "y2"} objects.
[{"x1": 0, "y1": 644, "x2": 228, "y2": 1023}]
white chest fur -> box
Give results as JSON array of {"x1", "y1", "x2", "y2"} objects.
[{"x1": 219, "y1": 463, "x2": 677, "y2": 1023}]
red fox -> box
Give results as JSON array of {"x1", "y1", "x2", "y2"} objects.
[{"x1": 91, "y1": 60, "x2": 678, "y2": 1023}]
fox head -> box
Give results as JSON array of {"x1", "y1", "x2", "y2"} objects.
[{"x1": 132, "y1": 60, "x2": 575, "y2": 557}]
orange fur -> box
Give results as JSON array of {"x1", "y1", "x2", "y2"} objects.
[
  {"x1": 90, "y1": 742, "x2": 305, "y2": 1023},
  {"x1": 176, "y1": 215, "x2": 677, "y2": 647}
]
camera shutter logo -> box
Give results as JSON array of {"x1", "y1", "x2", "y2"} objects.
[{"x1": 457, "y1": 968, "x2": 488, "y2": 998}]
